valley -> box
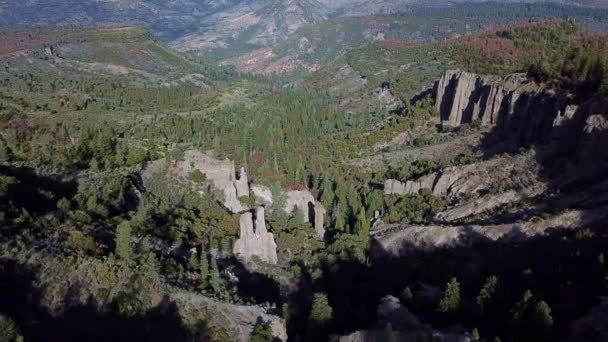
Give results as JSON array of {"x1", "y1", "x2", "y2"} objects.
[{"x1": 1, "y1": 2, "x2": 608, "y2": 342}]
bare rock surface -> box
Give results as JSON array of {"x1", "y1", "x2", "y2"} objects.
[
  {"x1": 371, "y1": 206, "x2": 608, "y2": 258},
  {"x1": 233, "y1": 207, "x2": 278, "y2": 264},
  {"x1": 141, "y1": 150, "x2": 248, "y2": 213},
  {"x1": 283, "y1": 190, "x2": 326, "y2": 238},
  {"x1": 251, "y1": 184, "x2": 274, "y2": 206},
  {"x1": 384, "y1": 153, "x2": 543, "y2": 200}
]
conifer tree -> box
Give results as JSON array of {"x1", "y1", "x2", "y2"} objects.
[
  {"x1": 310, "y1": 293, "x2": 333, "y2": 325},
  {"x1": 209, "y1": 256, "x2": 223, "y2": 294},
  {"x1": 199, "y1": 249, "x2": 209, "y2": 291},
  {"x1": 358, "y1": 207, "x2": 370, "y2": 247},
  {"x1": 115, "y1": 221, "x2": 132, "y2": 260},
  {"x1": 438, "y1": 277, "x2": 461, "y2": 313},
  {"x1": 476, "y1": 276, "x2": 498, "y2": 312}
]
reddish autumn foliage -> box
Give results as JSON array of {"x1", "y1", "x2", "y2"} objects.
[{"x1": 461, "y1": 37, "x2": 521, "y2": 60}]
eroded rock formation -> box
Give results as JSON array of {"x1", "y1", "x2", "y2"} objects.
[
  {"x1": 233, "y1": 207, "x2": 278, "y2": 264},
  {"x1": 141, "y1": 150, "x2": 250, "y2": 213},
  {"x1": 284, "y1": 190, "x2": 326, "y2": 239},
  {"x1": 371, "y1": 206, "x2": 608, "y2": 258},
  {"x1": 435, "y1": 69, "x2": 541, "y2": 128}
]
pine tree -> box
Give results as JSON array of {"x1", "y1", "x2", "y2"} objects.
[
  {"x1": 199, "y1": 249, "x2": 209, "y2": 292},
  {"x1": 533, "y1": 301, "x2": 553, "y2": 341},
  {"x1": 438, "y1": 277, "x2": 461, "y2": 313},
  {"x1": 310, "y1": 293, "x2": 333, "y2": 325},
  {"x1": 358, "y1": 207, "x2": 370, "y2": 247},
  {"x1": 472, "y1": 328, "x2": 480, "y2": 340},
  {"x1": 320, "y1": 176, "x2": 335, "y2": 210},
  {"x1": 115, "y1": 221, "x2": 132, "y2": 260},
  {"x1": 209, "y1": 256, "x2": 223, "y2": 295},
  {"x1": 476, "y1": 275, "x2": 498, "y2": 312},
  {"x1": 401, "y1": 287, "x2": 414, "y2": 303},
  {"x1": 249, "y1": 319, "x2": 273, "y2": 342}
]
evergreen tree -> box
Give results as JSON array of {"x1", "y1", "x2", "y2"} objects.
[
  {"x1": 310, "y1": 293, "x2": 333, "y2": 325},
  {"x1": 319, "y1": 176, "x2": 335, "y2": 210},
  {"x1": 357, "y1": 207, "x2": 370, "y2": 247},
  {"x1": 115, "y1": 221, "x2": 132, "y2": 260},
  {"x1": 533, "y1": 301, "x2": 553, "y2": 342},
  {"x1": 249, "y1": 319, "x2": 273, "y2": 342},
  {"x1": 476, "y1": 275, "x2": 498, "y2": 312},
  {"x1": 209, "y1": 256, "x2": 223, "y2": 295},
  {"x1": 438, "y1": 277, "x2": 461, "y2": 313},
  {"x1": 401, "y1": 287, "x2": 414, "y2": 304},
  {"x1": 199, "y1": 249, "x2": 209, "y2": 291}
]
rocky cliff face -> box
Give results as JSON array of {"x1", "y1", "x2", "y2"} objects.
[
  {"x1": 376, "y1": 71, "x2": 608, "y2": 258},
  {"x1": 233, "y1": 207, "x2": 278, "y2": 264},
  {"x1": 435, "y1": 70, "x2": 542, "y2": 128},
  {"x1": 284, "y1": 190, "x2": 326, "y2": 239}
]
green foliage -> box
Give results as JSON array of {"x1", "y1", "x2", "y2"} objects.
[
  {"x1": 249, "y1": 320, "x2": 273, "y2": 342},
  {"x1": 438, "y1": 277, "x2": 461, "y2": 314},
  {"x1": 476, "y1": 276, "x2": 498, "y2": 312},
  {"x1": 208, "y1": 256, "x2": 225, "y2": 296},
  {"x1": 189, "y1": 169, "x2": 207, "y2": 184},
  {"x1": 69, "y1": 230, "x2": 99, "y2": 255},
  {"x1": 385, "y1": 191, "x2": 447, "y2": 224},
  {"x1": 199, "y1": 249, "x2": 209, "y2": 292},
  {"x1": 309, "y1": 293, "x2": 333, "y2": 325},
  {"x1": 0, "y1": 314, "x2": 22, "y2": 342},
  {"x1": 115, "y1": 221, "x2": 133, "y2": 260},
  {"x1": 401, "y1": 287, "x2": 414, "y2": 304}
]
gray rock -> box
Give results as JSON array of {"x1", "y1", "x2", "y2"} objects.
[
  {"x1": 235, "y1": 166, "x2": 250, "y2": 198},
  {"x1": 314, "y1": 202, "x2": 326, "y2": 239},
  {"x1": 371, "y1": 206, "x2": 608, "y2": 258},
  {"x1": 283, "y1": 190, "x2": 326, "y2": 239},
  {"x1": 233, "y1": 207, "x2": 278, "y2": 264},
  {"x1": 377, "y1": 295, "x2": 423, "y2": 330},
  {"x1": 251, "y1": 184, "x2": 273, "y2": 206}
]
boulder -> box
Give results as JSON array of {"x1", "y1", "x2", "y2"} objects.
[{"x1": 233, "y1": 207, "x2": 278, "y2": 264}]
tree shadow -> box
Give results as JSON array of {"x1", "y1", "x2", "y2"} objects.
[
  {"x1": 0, "y1": 260, "x2": 205, "y2": 342},
  {"x1": 0, "y1": 165, "x2": 77, "y2": 214}
]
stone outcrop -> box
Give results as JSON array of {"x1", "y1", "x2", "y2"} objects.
[
  {"x1": 235, "y1": 166, "x2": 249, "y2": 198},
  {"x1": 370, "y1": 206, "x2": 608, "y2": 258},
  {"x1": 434, "y1": 70, "x2": 608, "y2": 159},
  {"x1": 233, "y1": 207, "x2": 278, "y2": 264},
  {"x1": 435, "y1": 69, "x2": 541, "y2": 128},
  {"x1": 339, "y1": 295, "x2": 473, "y2": 342},
  {"x1": 283, "y1": 190, "x2": 326, "y2": 239},
  {"x1": 383, "y1": 153, "x2": 544, "y2": 200},
  {"x1": 141, "y1": 150, "x2": 249, "y2": 213},
  {"x1": 251, "y1": 184, "x2": 273, "y2": 206}
]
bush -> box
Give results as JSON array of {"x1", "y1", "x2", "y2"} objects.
[{"x1": 0, "y1": 314, "x2": 23, "y2": 342}]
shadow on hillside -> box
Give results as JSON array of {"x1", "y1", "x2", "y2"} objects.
[
  {"x1": 478, "y1": 96, "x2": 608, "y2": 195},
  {"x1": 0, "y1": 165, "x2": 78, "y2": 214},
  {"x1": 0, "y1": 260, "x2": 205, "y2": 342},
  {"x1": 360, "y1": 226, "x2": 608, "y2": 341}
]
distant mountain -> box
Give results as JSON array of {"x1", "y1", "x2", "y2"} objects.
[{"x1": 0, "y1": 0, "x2": 604, "y2": 69}]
